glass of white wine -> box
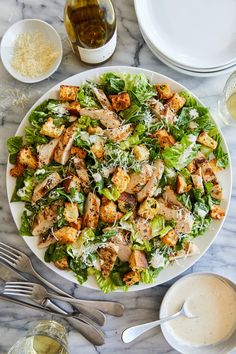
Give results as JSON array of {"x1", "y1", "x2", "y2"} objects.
[
  {"x1": 8, "y1": 320, "x2": 68, "y2": 354},
  {"x1": 218, "y1": 71, "x2": 236, "y2": 126}
]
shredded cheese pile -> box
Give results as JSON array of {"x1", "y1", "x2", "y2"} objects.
[{"x1": 11, "y1": 31, "x2": 59, "y2": 78}]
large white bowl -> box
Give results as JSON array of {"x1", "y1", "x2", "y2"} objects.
[
  {"x1": 0, "y1": 19, "x2": 62, "y2": 83},
  {"x1": 6, "y1": 66, "x2": 232, "y2": 292}
]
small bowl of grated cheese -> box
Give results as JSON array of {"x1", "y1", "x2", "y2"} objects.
[{"x1": 0, "y1": 19, "x2": 63, "y2": 83}]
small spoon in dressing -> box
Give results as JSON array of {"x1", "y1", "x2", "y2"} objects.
[{"x1": 122, "y1": 301, "x2": 197, "y2": 343}]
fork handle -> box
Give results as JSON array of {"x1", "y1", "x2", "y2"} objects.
[
  {"x1": 48, "y1": 293, "x2": 125, "y2": 317},
  {"x1": 44, "y1": 299, "x2": 105, "y2": 346},
  {"x1": 30, "y1": 268, "x2": 105, "y2": 325}
]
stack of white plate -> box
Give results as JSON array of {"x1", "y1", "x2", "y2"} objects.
[{"x1": 134, "y1": 0, "x2": 236, "y2": 77}]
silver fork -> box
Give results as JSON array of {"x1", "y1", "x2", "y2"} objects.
[{"x1": 0, "y1": 242, "x2": 124, "y2": 317}]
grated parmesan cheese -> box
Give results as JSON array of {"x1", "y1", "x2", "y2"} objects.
[{"x1": 11, "y1": 32, "x2": 59, "y2": 78}]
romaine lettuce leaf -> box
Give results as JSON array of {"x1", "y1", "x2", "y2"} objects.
[
  {"x1": 100, "y1": 72, "x2": 125, "y2": 94},
  {"x1": 162, "y1": 134, "x2": 199, "y2": 170}
]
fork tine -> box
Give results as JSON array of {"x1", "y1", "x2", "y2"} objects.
[
  {"x1": 6, "y1": 282, "x2": 35, "y2": 286},
  {"x1": 4, "y1": 288, "x2": 33, "y2": 294},
  {"x1": 5, "y1": 283, "x2": 34, "y2": 290},
  {"x1": 0, "y1": 242, "x2": 23, "y2": 256},
  {"x1": 0, "y1": 246, "x2": 19, "y2": 259},
  {"x1": 4, "y1": 291, "x2": 31, "y2": 297},
  {"x1": 0, "y1": 254, "x2": 17, "y2": 267}
]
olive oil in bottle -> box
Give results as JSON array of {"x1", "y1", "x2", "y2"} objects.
[{"x1": 64, "y1": 0, "x2": 116, "y2": 64}]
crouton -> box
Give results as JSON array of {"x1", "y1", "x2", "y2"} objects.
[
  {"x1": 66, "y1": 101, "x2": 80, "y2": 116},
  {"x1": 123, "y1": 270, "x2": 140, "y2": 286},
  {"x1": 69, "y1": 217, "x2": 82, "y2": 231},
  {"x1": 118, "y1": 192, "x2": 137, "y2": 213},
  {"x1": 10, "y1": 162, "x2": 25, "y2": 177},
  {"x1": 54, "y1": 226, "x2": 78, "y2": 244},
  {"x1": 87, "y1": 126, "x2": 104, "y2": 135},
  {"x1": 209, "y1": 158, "x2": 223, "y2": 173},
  {"x1": 59, "y1": 85, "x2": 79, "y2": 101},
  {"x1": 70, "y1": 146, "x2": 87, "y2": 159},
  {"x1": 156, "y1": 84, "x2": 173, "y2": 100},
  {"x1": 152, "y1": 129, "x2": 176, "y2": 148},
  {"x1": 187, "y1": 160, "x2": 197, "y2": 173},
  {"x1": 18, "y1": 146, "x2": 38, "y2": 169},
  {"x1": 111, "y1": 167, "x2": 130, "y2": 193},
  {"x1": 210, "y1": 183, "x2": 223, "y2": 200},
  {"x1": 40, "y1": 117, "x2": 65, "y2": 138},
  {"x1": 98, "y1": 246, "x2": 117, "y2": 278},
  {"x1": 109, "y1": 92, "x2": 131, "y2": 112},
  {"x1": 166, "y1": 93, "x2": 186, "y2": 112},
  {"x1": 63, "y1": 175, "x2": 81, "y2": 192},
  {"x1": 161, "y1": 229, "x2": 178, "y2": 247},
  {"x1": 133, "y1": 145, "x2": 150, "y2": 161},
  {"x1": 63, "y1": 202, "x2": 79, "y2": 223},
  {"x1": 138, "y1": 197, "x2": 158, "y2": 220},
  {"x1": 90, "y1": 140, "x2": 105, "y2": 160},
  {"x1": 54, "y1": 257, "x2": 69, "y2": 270},
  {"x1": 209, "y1": 205, "x2": 225, "y2": 220},
  {"x1": 129, "y1": 250, "x2": 148, "y2": 271},
  {"x1": 100, "y1": 197, "x2": 123, "y2": 224},
  {"x1": 197, "y1": 131, "x2": 218, "y2": 150},
  {"x1": 176, "y1": 175, "x2": 191, "y2": 194}
]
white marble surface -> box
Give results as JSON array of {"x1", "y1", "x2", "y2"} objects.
[{"x1": 0, "y1": 1, "x2": 236, "y2": 353}]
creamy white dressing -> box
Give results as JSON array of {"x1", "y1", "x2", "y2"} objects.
[{"x1": 163, "y1": 275, "x2": 236, "y2": 347}]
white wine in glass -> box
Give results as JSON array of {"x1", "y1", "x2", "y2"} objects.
[{"x1": 8, "y1": 320, "x2": 68, "y2": 354}]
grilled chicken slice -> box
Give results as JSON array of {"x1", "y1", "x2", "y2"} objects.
[
  {"x1": 32, "y1": 202, "x2": 62, "y2": 236},
  {"x1": 191, "y1": 167, "x2": 204, "y2": 193},
  {"x1": 107, "y1": 229, "x2": 131, "y2": 262},
  {"x1": 83, "y1": 192, "x2": 100, "y2": 229},
  {"x1": 91, "y1": 87, "x2": 113, "y2": 110},
  {"x1": 162, "y1": 186, "x2": 184, "y2": 208},
  {"x1": 105, "y1": 124, "x2": 133, "y2": 142},
  {"x1": 126, "y1": 164, "x2": 153, "y2": 194},
  {"x1": 195, "y1": 154, "x2": 223, "y2": 200},
  {"x1": 135, "y1": 217, "x2": 152, "y2": 240},
  {"x1": 37, "y1": 138, "x2": 60, "y2": 168},
  {"x1": 32, "y1": 172, "x2": 62, "y2": 204},
  {"x1": 38, "y1": 234, "x2": 56, "y2": 248},
  {"x1": 137, "y1": 159, "x2": 165, "y2": 202},
  {"x1": 80, "y1": 108, "x2": 121, "y2": 128},
  {"x1": 148, "y1": 98, "x2": 164, "y2": 119},
  {"x1": 98, "y1": 245, "x2": 118, "y2": 278},
  {"x1": 156, "y1": 200, "x2": 194, "y2": 234},
  {"x1": 73, "y1": 157, "x2": 90, "y2": 193},
  {"x1": 54, "y1": 123, "x2": 78, "y2": 165}
]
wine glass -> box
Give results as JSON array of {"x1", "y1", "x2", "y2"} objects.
[
  {"x1": 218, "y1": 71, "x2": 236, "y2": 126},
  {"x1": 8, "y1": 320, "x2": 68, "y2": 354}
]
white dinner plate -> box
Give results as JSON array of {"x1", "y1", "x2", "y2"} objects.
[
  {"x1": 135, "y1": 0, "x2": 236, "y2": 70},
  {"x1": 141, "y1": 28, "x2": 236, "y2": 77},
  {"x1": 6, "y1": 66, "x2": 232, "y2": 292}
]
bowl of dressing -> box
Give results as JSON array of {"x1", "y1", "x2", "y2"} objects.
[{"x1": 160, "y1": 272, "x2": 236, "y2": 354}]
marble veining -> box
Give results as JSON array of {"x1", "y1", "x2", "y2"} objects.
[{"x1": 0, "y1": 1, "x2": 235, "y2": 353}]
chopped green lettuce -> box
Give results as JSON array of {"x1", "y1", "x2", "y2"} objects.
[{"x1": 162, "y1": 134, "x2": 199, "y2": 170}]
